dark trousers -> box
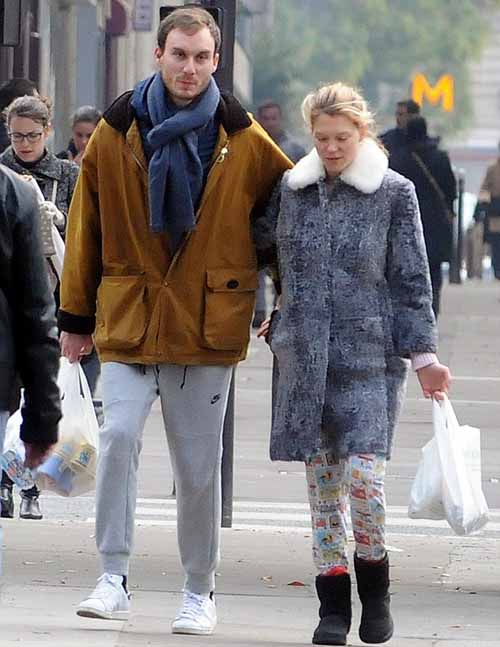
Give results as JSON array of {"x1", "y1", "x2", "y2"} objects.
[
  {"x1": 429, "y1": 262, "x2": 443, "y2": 319},
  {"x1": 491, "y1": 236, "x2": 500, "y2": 280}
]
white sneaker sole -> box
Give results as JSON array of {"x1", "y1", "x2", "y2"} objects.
[
  {"x1": 77, "y1": 605, "x2": 129, "y2": 621},
  {"x1": 171, "y1": 624, "x2": 215, "y2": 635}
]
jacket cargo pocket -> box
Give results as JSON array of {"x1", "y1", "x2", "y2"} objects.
[
  {"x1": 203, "y1": 268, "x2": 257, "y2": 351},
  {"x1": 95, "y1": 275, "x2": 147, "y2": 350}
]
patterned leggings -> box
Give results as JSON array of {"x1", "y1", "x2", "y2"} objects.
[{"x1": 305, "y1": 451, "x2": 387, "y2": 573}]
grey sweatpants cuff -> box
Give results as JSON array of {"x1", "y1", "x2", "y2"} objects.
[{"x1": 101, "y1": 552, "x2": 130, "y2": 576}]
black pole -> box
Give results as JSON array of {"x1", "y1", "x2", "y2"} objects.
[
  {"x1": 196, "y1": 0, "x2": 237, "y2": 527},
  {"x1": 221, "y1": 371, "x2": 235, "y2": 527},
  {"x1": 456, "y1": 170, "x2": 465, "y2": 279},
  {"x1": 449, "y1": 168, "x2": 462, "y2": 284},
  {"x1": 161, "y1": 2, "x2": 237, "y2": 525}
]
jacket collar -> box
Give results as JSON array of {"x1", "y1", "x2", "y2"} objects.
[
  {"x1": 104, "y1": 89, "x2": 251, "y2": 137},
  {"x1": 287, "y1": 137, "x2": 388, "y2": 193}
]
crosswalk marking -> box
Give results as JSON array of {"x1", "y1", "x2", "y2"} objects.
[{"x1": 80, "y1": 499, "x2": 500, "y2": 540}]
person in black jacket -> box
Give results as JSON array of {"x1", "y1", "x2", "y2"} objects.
[
  {"x1": 0, "y1": 94, "x2": 77, "y2": 519},
  {"x1": 390, "y1": 117, "x2": 456, "y2": 317},
  {"x1": 380, "y1": 99, "x2": 420, "y2": 157},
  {"x1": 0, "y1": 164, "x2": 61, "y2": 529}
]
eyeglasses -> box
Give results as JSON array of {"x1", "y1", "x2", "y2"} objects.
[{"x1": 8, "y1": 131, "x2": 44, "y2": 143}]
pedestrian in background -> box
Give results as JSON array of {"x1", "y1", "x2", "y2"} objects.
[
  {"x1": 0, "y1": 77, "x2": 38, "y2": 153},
  {"x1": 257, "y1": 100, "x2": 306, "y2": 164},
  {"x1": 57, "y1": 105, "x2": 102, "y2": 165},
  {"x1": 390, "y1": 116, "x2": 456, "y2": 317},
  {"x1": 0, "y1": 95, "x2": 78, "y2": 520},
  {"x1": 254, "y1": 100, "x2": 306, "y2": 328},
  {"x1": 256, "y1": 82, "x2": 451, "y2": 646},
  {"x1": 57, "y1": 104, "x2": 104, "y2": 416},
  {"x1": 476, "y1": 140, "x2": 500, "y2": 280},
  {"x1": 59, "y1": 5, "x2": 290, "y2": 634},
  {"x1": 0, "y1": 164, "x2": 61, "y2": 568},
  {"x1": 381, "y1": 98, "x2": 420, "y2": 157}
]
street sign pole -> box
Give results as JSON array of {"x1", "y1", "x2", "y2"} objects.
[
  {"x1": 196, "y1": 0, "x2": 237, "y2": 528},
  {"x1": 449, "y1": 169, "x2": 465, "y2": 284}
]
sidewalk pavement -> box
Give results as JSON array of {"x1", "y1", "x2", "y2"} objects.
[{"x1": 1, "y1": 280, "x2": 499, "y2": 646}]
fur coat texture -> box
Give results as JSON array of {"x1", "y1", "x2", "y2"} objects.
[{"x1": 258, "y1": 137, "x2": 437, "y2": 461}]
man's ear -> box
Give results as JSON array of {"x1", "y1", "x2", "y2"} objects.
[
  {"x1": 154, "y1": 46, "x2": 163, "y2": 64},
  {"x1": 212, "y1": 51, "x2": 220, "y2": 73}
]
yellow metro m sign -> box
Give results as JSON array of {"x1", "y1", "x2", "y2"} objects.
[{"x1": 412, "y1": 73, "x2": 454, "y2": 112}]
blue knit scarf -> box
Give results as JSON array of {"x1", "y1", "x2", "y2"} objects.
[{"x1": 131, "y1": 73, "x2": 220, "y2": 249}]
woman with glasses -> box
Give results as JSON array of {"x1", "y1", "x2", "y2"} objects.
[
  {"x1": 0, "y1": 95, "x2": 79, "y2": 521},
  {"x1": 0, "y1": 95, "x2": 79, "y2": 237}
]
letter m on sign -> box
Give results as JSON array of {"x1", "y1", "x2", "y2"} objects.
[{"x1": 412, "y1": 74, "x2": 454, "y2": 112}]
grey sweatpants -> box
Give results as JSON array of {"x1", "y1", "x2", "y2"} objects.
[{"x1": 96, "y1": 362, "x2": 232, "y2": 594}]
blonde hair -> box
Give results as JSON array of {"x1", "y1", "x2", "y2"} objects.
[{"x1": 301, "y1": 82, "x2": 376, "y2": 138}]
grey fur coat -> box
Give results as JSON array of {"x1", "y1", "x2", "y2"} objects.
[{"x1": 254, "y1": 138, "x2": 437, "y2": 462}]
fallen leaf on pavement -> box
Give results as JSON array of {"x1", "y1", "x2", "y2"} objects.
[{"x1": 287, "y1": 580, "x2": 306, "y2": 586}]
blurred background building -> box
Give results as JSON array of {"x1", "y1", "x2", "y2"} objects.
[{"x1": 449, "y1": 9, "x2": 500, "y2": 193}]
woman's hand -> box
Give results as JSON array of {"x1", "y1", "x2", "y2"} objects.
[
  {"x1": 256, "y1": 316, "x2": 271, "y2": 340},
  {"x1": 417, "y1": 362, "x2": 451, "y2": 400}
]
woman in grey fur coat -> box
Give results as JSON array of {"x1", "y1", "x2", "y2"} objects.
[{"x1": 256, "y1": 82, "x2": 451, "y2": 646}]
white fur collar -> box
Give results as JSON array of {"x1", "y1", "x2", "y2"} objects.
[{"x1": 287, "y1": 137, "x2": 388, "y2": 194}]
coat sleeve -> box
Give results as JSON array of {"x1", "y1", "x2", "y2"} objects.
[
  {"x1": 9, "y1": 179, "x2": 61, "y2": 445},
  {"x1": 252, "y1": 179, "x2": 282, "y2": 290},
  {"x1": 250, "y1": 122, "x2": 291, "y2": 286},
  {"x1": 58, "y1": 124, "x2": 103, "y2": 335},
  {"x1": 439, "y1": 151, "x2": 457, "y2": 207},
  {"x1": 386, "y1": 179, "x2": 437, "y2": 357}
]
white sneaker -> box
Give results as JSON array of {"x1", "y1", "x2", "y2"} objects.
[
  {"x1": 171, "y1": 590, "x2": 217, "y2": 635},
  {"x1": 76, "y1": 573, "x2": 130, "y2": 620}
]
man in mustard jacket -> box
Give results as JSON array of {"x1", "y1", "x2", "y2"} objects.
[{"x1": 59, "y1": 6, "x2": 290, "y2": 635}]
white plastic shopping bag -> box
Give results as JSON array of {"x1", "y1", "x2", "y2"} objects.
[
  {"x1": 0, "y1": 409, "x2": 36, "y2": 489},
  {"x1": 408, "y1": 435, "x2": 444, "y2": 520},
  {"x1": 408, "y1": 396, "x2": 489, "y2": 535},
  {"x1": 36, "y1": 358, "x2": 99, "y2": 497}
]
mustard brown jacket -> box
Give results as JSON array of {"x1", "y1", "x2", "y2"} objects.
[{"x1": 58, "y1": 91, "x2": 291, "y2": 366}]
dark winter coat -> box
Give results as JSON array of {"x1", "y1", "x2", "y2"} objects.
[
  {"x1": 380, "y1": 127, "x2": 408, "y2": 157},
  {"x1": 255, "y1": 138, "x2": 437, "y2": 462},
  {"x1": 0, "y1": 165, "x2": 61, "y2": 445},
  {"x1": 0, "y1": 147, "x2": 79, "y2": 229},
  {"x1": 390, "y1": 139, "x2": 456, "y2": 265}
]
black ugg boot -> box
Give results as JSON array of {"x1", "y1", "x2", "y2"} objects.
[
  {"x1": 312, "y1": 573, "x2": 352, "y2": 645},
  {"x1": 354, "y1": 553, "x2": 393, "y2": 644}
]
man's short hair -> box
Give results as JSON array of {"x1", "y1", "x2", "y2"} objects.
[
  {"x1": 397, "y1": 99, "x2": 421, "y2": 115},
  {"x1": 257, "y1": 100, "x2": 282, "y2": 117},
  {"x1": 0, "y1": 77, "x2": 37, "y2": 111},
  {"x1": 157, "y1": 5, "x2": 221, "y2": 54}
]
